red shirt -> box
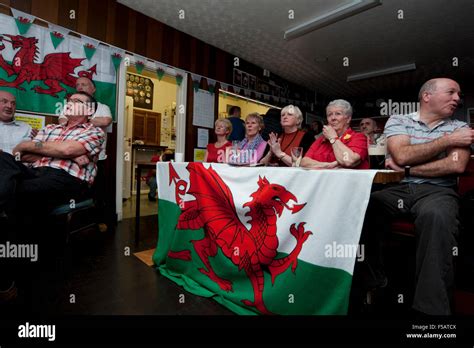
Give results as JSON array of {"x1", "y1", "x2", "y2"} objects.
[
  {"x1": 206, "y1": 141, "x2": 232, "y2": 163},
  {"x1": 305, "y1": 128, "x2": 369, "y2": 169}
]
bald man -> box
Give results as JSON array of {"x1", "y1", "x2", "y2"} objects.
[
  {"x1": 0, "y1": 91, "x2": 32, "y2": 154},
  {"x1": 362, "y1": 78, "x2": 474, "y2": 315},
  {"x1": 359, "y1": 118, "x2": 378, "y2": 144}
]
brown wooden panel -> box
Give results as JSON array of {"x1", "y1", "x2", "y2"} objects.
[
  {"x1": 171, "y1": 30, "x2": 181, "y2": 68},
  {"x1": 208, "y1": 46, "x2": 217, "y2": 80},
  {"x1": 195, "y1": 39, "x2": 205, "y2": 76},
  {"x1": 215, "y1": 48, "x2": 226, "y2": 82},
  {"x1": 0, "y1": 0, "x2": 11, "y2": 7},
  {"x1": 178, "y1": 32, "x2": 191, "y2": 72},
  {"x1": 161, "y1": 24, "x2": 173, "y2": 65},
  {"x1": 57, "y1": 0, "x2": 78, "y2": 31},
  {"x1": 202, "y1": 44, "x2": 210, "y2": 78},
  {"x1": 31, "y1": 0, "x2": 59, "y2": 23},
  {"x1": 113, "y1": 3, "x2": 129, "y2": 50},
  {"x1": 77, "y1": 0, "x2": 88, "y2": 35},
  {"x1": 134, "y1": 11, "x2": 147, "y2": 57},
  {"x1": 146, "y1": 17, "x2": 162, "y2": 61},
  {"x1": 10, "y1": 0, "x2": 31, "y2": 12},
  {"x1": 86, "y1": 0, "x2": 108, "y2": 42},
  {"x1": 105, "y1": 0, "x2": 116, "y2": 44},
  {"x1": 126, "y1": 9, "x2": 136, "y2": 52},
  {"x1": 189, "y1": 36, "x2": 197, "y2": 73}
]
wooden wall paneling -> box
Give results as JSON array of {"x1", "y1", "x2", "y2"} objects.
[
  {"x1": 171, "y1": 29, "x2": 180, "y2": 68},
  {"x1": 10, "y1": 0, "x2": 30, "y2": 12},
  {"x1": 185, "y1": 73, "x2": 195, "y2": 162},
  {"x1": 126, "y1": 8, "x2": 136, "y2": 52},
  {"x1": 113, "y1": 3, "x2": 128, "y2": 50},
  {"x1": 201, "y1": 43, "x2": 210, "y2": 78},
  {"x1": 31, "y1": 0, "x2": 59, "y2": 24},
  {"x1": 189, "y1": 36, "x2": 197, "y2": 73},
  {"x1": 86, "y1": 0, "x2": 108, "y2": 42},
  {"x1": 134, "y1": 11, "x2": 148, "y2": 57},
  {"x1": 0, "y1": 0, "x2": 11, "y2": 8},
  {"x1": 161, "y1": 24, "x2": 174, "y2": 65},
  {"x1": 145, "y1": 17, "x2": 162, "y2": 61},
  {"x1": 178, "y1": 31, "x2": 191, "y2": 72},
  {"x1": 215, "y1": 48, "x2": 226, "y2": 82},
  {"x1": 195, "y1": 39, "x2": 205, "y2": 76},
  {"x1": 105, "y1": 0, "x2": 116, "y2": 44},
  {"x1": 76, "y1": 0, "x2": 88, "y2": 35},
  {"x1": 57, "y1": 0, "x2": 78, "y2": 31},
  {"x1": 208, "y1": 46, "x2": 216, "y2": 80}
]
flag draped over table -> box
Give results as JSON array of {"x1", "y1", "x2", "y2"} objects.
[
  {"x1": 0, "y1": 13, "x2": 116, "y2": 118},
  {"x1": 153, "y1": 163, "x2": 377, "y2": 315}
]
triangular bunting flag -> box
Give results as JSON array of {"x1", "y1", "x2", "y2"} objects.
[
  {"x1": 81, "y1": 37, "x2": 99, "y2": 61},
  {"x1": 191, "y1": 73, "x2": 201, "y2": 92},
  {"x1": 11, "y1": 9, "x2": 35, "y2": 35},
  {"x1": 135, "y1": 60, "x2": 145, "y2": 74},
  {"x1": 47, "y1": 23, "x2": 68, "y2": 50},
  {"x1": 175, "y1": 74, "x2": 183, "y2": 86},
  {"x1": 156, "y1": 67, "x2": 165, "y2": 81},
  {"x1": 111, "y1": 52, "x2": 123, "y2": 70}
]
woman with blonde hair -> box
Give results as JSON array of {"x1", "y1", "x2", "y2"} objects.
[
  {"x1": 261, "y1": 105, "x2": 314, "y2": 166},
  {"x1": 232, "y1": 113, "x2": 267, "y2": 164},
  {"x1": 204, "y1": 118, "x2": 233, "y2": 163}
]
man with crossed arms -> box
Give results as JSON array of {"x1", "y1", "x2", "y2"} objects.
[{"x1": 363, "y1": 78, "x2": 474, "y2": 315}]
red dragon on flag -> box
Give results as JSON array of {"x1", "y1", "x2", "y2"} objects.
[
  {"x1": 168, "y1": 162, "x2": 313, "y2": 314},
  {"x1": 0, "y1": 34, "x2": 95, "y2": 97}
]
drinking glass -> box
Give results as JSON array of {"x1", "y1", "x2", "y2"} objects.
[{"x1": 291, "y1": 147, "x2": 303, "y2": 167}]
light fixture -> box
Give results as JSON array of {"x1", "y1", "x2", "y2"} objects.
[
  {"x1": 284, "y1": 0, "x2": 382, "y2": 40},
  {"x1": 218, "y1": 89, "x2": 281, "y2": 109},
  {"x1": 347, "y1": 63, "x2": 416, "y2": 82}
]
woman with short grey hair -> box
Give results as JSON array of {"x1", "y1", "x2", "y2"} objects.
[{"x1": 301, "y1": 99, "x2": 369, "y2": 169}]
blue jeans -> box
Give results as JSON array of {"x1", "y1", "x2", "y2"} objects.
[{"x1": 148, "y1": 176, "x2": 157, "y2": 199}]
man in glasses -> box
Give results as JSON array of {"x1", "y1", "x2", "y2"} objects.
[
  {"x1": 0, "y1": 91, "x2": 104, "y2": 217},
  {"x1": 0, "y1": 91, "x2": 105, "y2": 303}
]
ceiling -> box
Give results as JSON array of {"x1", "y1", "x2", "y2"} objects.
[{"x1": 118, "y1": 0, "x2": 474, "y2": 99}]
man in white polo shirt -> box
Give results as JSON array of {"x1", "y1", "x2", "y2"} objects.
[
  {"x1": 0, "y1": 91, "x2": 32, "y2": 155},
  {"x1": 362, "y1": 78, "x2": 474, "y2": 315}
]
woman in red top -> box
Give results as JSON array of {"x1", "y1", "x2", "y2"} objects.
[
  {"x1": 204, "y1": 118, "x2": 232, "y2": 163},
  {"x1": 260, "y1": 105, "x2": 314, "y2": 166},
  {"x1": 302, "y1": 99, "x2": 369, "y2": 169}
]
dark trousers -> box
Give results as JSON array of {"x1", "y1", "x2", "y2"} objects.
[
  {"x1": 0, "y1": 152, "x2": 88, "y2": 283},
  {"x1": 362, "y1": 183, "x2": 459, "y2": 315}
]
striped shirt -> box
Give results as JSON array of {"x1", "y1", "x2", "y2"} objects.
[
  {"x1": 0, "y1": 119, "x2": 32, "y2": 154},
  {"x1": 31, "y1": 123, "x2": 105, "y2": 184},
  {"x1": 384, "y1": 112, "x2": 469, "y2": 186}
]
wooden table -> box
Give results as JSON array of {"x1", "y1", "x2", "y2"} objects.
[
  {"x1": 372, "y1": 170, "x2": 405, "y2": 184},
  {"x1": 134, "y1": 162, "x2": 156, "y2": 245}
]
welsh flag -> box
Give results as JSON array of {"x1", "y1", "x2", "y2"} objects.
[
  {"x1": 0, "y1": 14, "x2": 116, "y2": 118},
  {"x1": 153, "y1": 162, "x2": 377, "y2": 315}
]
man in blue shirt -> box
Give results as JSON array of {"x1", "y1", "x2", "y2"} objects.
[{"x1": 227, "y1": 106, "x2": 245, "y2": 141}]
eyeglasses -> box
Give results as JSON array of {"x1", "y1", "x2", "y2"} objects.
[{"x1": 67, "y1": 98, "x2": 87, "y2": 105}]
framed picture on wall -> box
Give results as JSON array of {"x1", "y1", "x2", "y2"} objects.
[
  {"x1": 233, "y1": 69, "x2": 242, "y2": 86},
  {"x1": 126, "y1": 73, "x2": 153, "y2": 110},
  {"x1": 249, "y1": 75, "x2": 256, "y2": 91},
  {"x1": 241, "y1": 72, "x2": 249, "y2": 88}
]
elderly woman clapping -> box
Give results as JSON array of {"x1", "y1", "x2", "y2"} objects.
[
  {"x1": 260, "y1": 105, "x2": 314, "y2": 166},
  {"x1": 301, "y1": 99, "x2": 369, "y2": 169}
]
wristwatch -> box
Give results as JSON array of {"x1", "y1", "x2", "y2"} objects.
[{"x1": 329, "y1": 137, "x2": 338, "y2": 145}]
